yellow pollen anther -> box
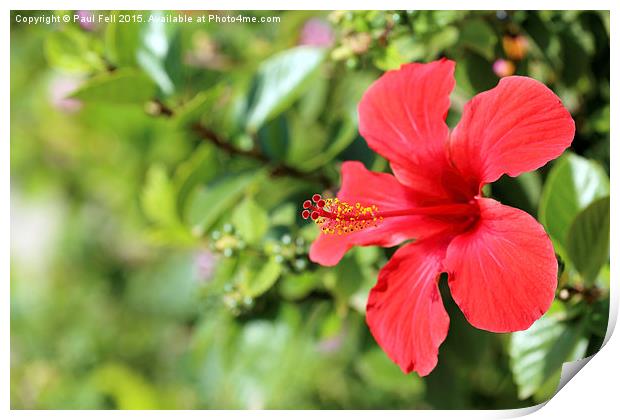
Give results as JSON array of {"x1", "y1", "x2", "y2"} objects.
[{"x1": 309, "y1": 197, "x2": 381, "y2": 235}]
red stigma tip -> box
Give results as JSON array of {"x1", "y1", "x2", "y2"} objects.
[
  {"x1": 303, "y1": 200, "x2": 312, "y2": 209},
  {"x1": 301, "y1": 210, "x2": 310, "y2": 219},
  {"x1": 317, "y1": 199, "x2": 325, "y2": 208},
  {"x1": 312, "y1": 194, "x2": 321, "y2": 203},
  {"x1": 311, "y1": 211, "x2": 319, "y2": 220}
]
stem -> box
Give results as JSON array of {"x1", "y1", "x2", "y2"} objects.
[
  {"x1": 150, "y1": 100, "x2": 332, "y2": 188},
  {"x1": 558, "y1": 285, "x2": 603, "y2": 304}
]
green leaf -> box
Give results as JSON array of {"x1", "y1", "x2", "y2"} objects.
[
  {"x1": 163, "y1": 31, "x2": 184, "y2": 89},
  {"x1": 491, "y1": 171, "x2": 542, "y2": 215},
  {"x1": 426, "y1": 26, "x2": 460, "y2": 57},
  {"x1": 44, "y1": 27, "x2": 105, "y2": 72},
  {"x1": 539, "y1": 153, "x2": 609, "y2": 253},
  {"x1": 319, "y1": 311, "x2": 343, "y2": 338},
  {"x1": 373, "y1": 44, "x2": 406, "y2": 71},
  {"x1": 141, "y1": 164, "x2": 178, "y2": 227},
  {"x1": 588, "y1": 297, "x2": 610, "y2": 338},
  {"x1": 329, "y1": 72, "x2": 375, "y2": 122},
  {"x1": 285, "y1": 112, "x2": 328, "y2": 167},
  {"x1": 136, "y1": 12, "x2": 177, "y2": 95},
  {"x1": 173, "y1": 87, "x2": 224, "y2": 128},
  {"x1": 463, "y1": 52, "x2": 497, "y2": 92},
  {"x1": 510, "y1": 313, "x2": 589, "y2": 401},
  {"x1": 590, "y1": 105, "x2": 610, "y2": 134},
  {"x1": 324, "y1": 254, "x2": 363, "y2": 301},
  {"x1": 137, "y1": 50, "x2": 174, "y2": 95},
  {"x1": 291, "y1": 73, "x2": 370, "y2": 170},
  {"x1": 232, "y1": 198, "x2": 270, "y2": 244},
  {"x1": 300, "y1": 117, "x2": 357, "y2": 171},
  {"x1": 356, "y1": 348, "x2": 425, "y2": 396},
  {"x1": 270, "y1": 203, "x2": 297, "y2": 226},
  {"x1": 459, "y1": 19, "x2": 497, "y2": 60},
  {"x1": 173, "y1": 145, "x2": 220, "y2": 215},
  {"x1": 245, "y1": 46, "x2": 326, "y2": 132},
  {"x1": 91, "y1": 363, "x2": 159, "y2": 409},
  {"x1": 394, "y1": 26, "x2": 459, "y2": 62},
  {"x1": 254, "y1": 177, "x2": 306, "y2": 212},
  {"x1": 104, "y1": 11, "x2": 180, "y2": 94},
  {"x1": 187, "y1": 172, "x2": 260, "y2": 233},
  {"x1": 298, "y1": 74, "x2": 329, "y2": 121},
  {"x1": 70, "y1": 70, "x2": 157, "y2": 104},
  {"x1": 104, "y1": 12, "x2": 141, "y2": 66},
  {"x1": 243, "y1": 257, "x2": 283, "y2": 298},
  {"x1": 45, "y1": 28, "x2": 104, "y2": 73},
  {"x1": 126, "y1": 253, "x2": 200, "y2": 319},
  {"x1": 560, "y1": 29, "x2": 590, "y2": 87},
  {"x1": 566, "y1": 196, "x2": 610, "y2": 284},
  {"x1": 256, "y1": 115, "x2": 289, "y2": 161},
  {"x1": 278, "y1": 272, "x2": 320, "y2": 300}
]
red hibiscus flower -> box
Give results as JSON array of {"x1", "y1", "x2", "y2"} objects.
[{"x1": 302, "y1": 59, "x2": 575, "y2": 376}]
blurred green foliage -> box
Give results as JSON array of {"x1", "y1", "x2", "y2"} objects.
[{"x1": 11, "y1": 10, "x2": 609, "y2": 409}]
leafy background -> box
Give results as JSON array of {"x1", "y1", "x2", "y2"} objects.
[{"x1": 10, "y1": 10, "x2": 610, "y2": 409}]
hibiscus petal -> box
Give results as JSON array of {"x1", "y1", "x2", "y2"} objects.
[
  {"x1": 309, "y1": 161, "x2": 452, "y2": 266},
  {"x1": 366, "y1": 239, "x2": 450, "y2": 376},
  {"x1": 449, "y1": 76, "x2": 575, "y2": 185},
  {"x1": 444, "y1": 198, "x2": 557, "y2": 333},
  {"x1": 358, "y1": 59, "x2": 466, "y2": 201}
]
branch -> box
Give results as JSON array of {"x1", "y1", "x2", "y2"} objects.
[
  {"x1": 149, "y1": 100, "x2": 332, "y2": 188},
  {"x1": 558, "y1": 285, "x2": 603, "y2": 304}
]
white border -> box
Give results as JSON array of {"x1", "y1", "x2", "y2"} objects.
[
  {"x1": 3, "y1": 1, "x2": 617, "y2": 418},
  {"x1": 1, "y1": 1, "x2": 617, "y2": 10}
]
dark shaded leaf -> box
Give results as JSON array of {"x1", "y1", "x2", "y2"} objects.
[
  {"x1": 566, "y1": 196, "x2": 610, "y2": 284},
  {"x1": 245, "y1": 46, "x2": 326, "y2": 131}
]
